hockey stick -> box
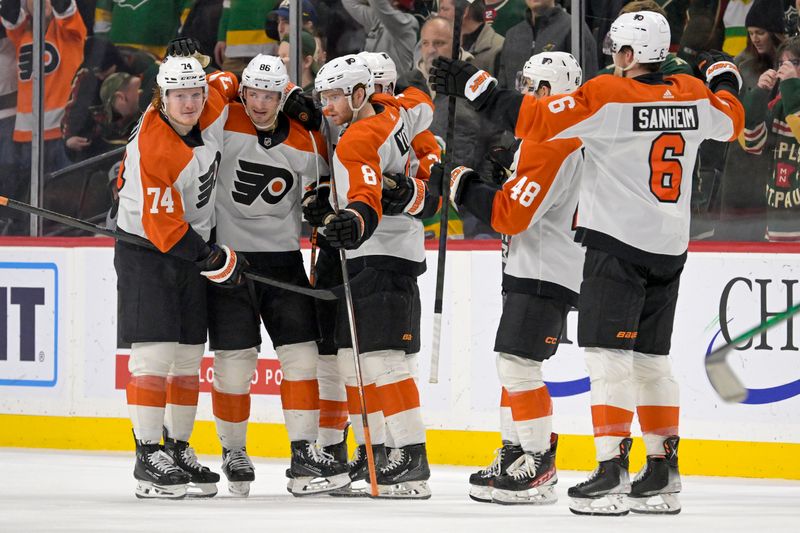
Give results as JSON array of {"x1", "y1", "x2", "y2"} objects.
[
  {"x1": 0, "y1": 195, "x2": 338, "y2": 301},
  {"x1": 307, "y1": 129, "x2": 323, "y2": 286},
  {"x1": 321, "y1": 117, "x2": 380, "y2": 497},
  {"x1": 429, "y1": 0, "x2": 468, "y2": 384},
  {"x1": 706, "y1": 302, "x2": 800, "y2": 403}
]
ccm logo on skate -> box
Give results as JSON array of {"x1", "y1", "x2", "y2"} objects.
[
  {"x1": 544, "y1": 337, "x2": 558, "y2": 345},
  {"x1": 0, "y1": 263, "x2": 59, "y2": 387}
]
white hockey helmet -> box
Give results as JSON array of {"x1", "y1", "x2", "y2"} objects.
[
  {"x1": 518, "y1": 51, "x2": 582, "y2": 95},
  {"x1": 315, "y1": 54, "x2": 374, "y2": 112},
  {"x1": 358, "y1": 52, "x2": 397, "y2": 94},
  {"x1": 241, "y1": 54, "x2": 291, "y2": 107},
  {"x1": 156, "y1": 55, "x2": 207, "y2": 102},
  {"x1": 605, "y1": 11, "x2": 670, "y2": 64}
]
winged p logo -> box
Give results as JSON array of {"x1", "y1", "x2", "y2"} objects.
[{"x1": 232, "y1": 161, "x2": 295, "y2": 206}]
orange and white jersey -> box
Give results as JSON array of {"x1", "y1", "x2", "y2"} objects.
[
  {"x1": 497, "y1": 139, "x2": 584, "y2": 304},
  {"x1": 3, "y1": 1, "x2": 86, "y2": 141},
  {"x1": 116, "y1": 72, "x2": 239, "y2": 256},
  {"x1": 512, "y1": 73, "x2": 744, "y2": 260},
  {"x1": 332, "y1": 87, "x2": 434, "y2": 274},
  {"x1": 216, "y1": 104, "x2": 330, "y2": 252},
  {"x1": 409, "y1": 128, "x2": 442, "y2": 181}
]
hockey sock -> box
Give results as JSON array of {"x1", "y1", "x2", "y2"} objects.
[
  {"x1": 585, "y1": 347, "x2": 636, "y2": 462},
  {"x1": 277, "y1": 341, "x2": 320, "y2": 443},
  {"x1": 633, "y1": 352, "x2": 680, "y2": 456},
  {"x1": 212, "y1": 348, "x2": 258, "y2": 450},
  {"x1": 499, "y1": 388, "x2": 521, "y2": 445},
  {"x1": 164, "y1": 344, "x2": 203, "y2": 442},
  {"x1": 496, "y1": 353, "x2": 551, "y2": 453},
  {"x1": 317, "y1": 353, "x2": 349, "y2": 447},
  {"x1": 367, "y1": 350, "x2": 425, "y2": 448},
  {"x1": 338, "y1": 348, "x2": 385, "y2": 446},
  {"x1": 127, "y1": 342, "x2": 174, "y2": 443}
]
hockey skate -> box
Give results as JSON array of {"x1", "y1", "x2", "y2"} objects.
[
  {"x1": 133, "y1": 437, "x2": 190, "y2": 500},
  {"x1": 287, "y1": 440, "x2": 350, "y2": 496},
  {"x1": 163, "y1": 434, "x2": 220, "y2": 498},
  {"x1": 568, "y1": 438, "x2": 632, "y2": 516},
  {"x1": 375, "y1": 443, "x2": 432, "y2": 499},
  {"x1": 329, "y1": 443, "x2": 387, "y2": 497},
  {"x1": 468, "y1": 443, "x2": 524, "y2": 503},
  {"x1": 221, "y1": 447, "x2": 255, "y2": 497},
  {"x1": 491, "y1": 433, "x2": 558, "y2": 505},
  {"x1": 628, "y1": 436, "x2": 682, "y2": 515}
]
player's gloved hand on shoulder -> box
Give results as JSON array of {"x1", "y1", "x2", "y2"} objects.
[
  {"x1": 302, "y1": 182, "x2": 334, "y2": 227},
  {"x1": 283, "y1": 85, "x2": 322, "y2": 130},
  {"x1": 197, "y1": 244, "x2": 248, "y2": 288},
  {"x1": 50, "y1": 0, "x2": 72, "y2": 14},
  {"x1": 167, "y1": 37, "x2": 202, "y2": 57},
  {"x1": 0, "y1": 0, "x2": 21, "y2": 22},
  {"x1": 324, "y1": 209, "x2": 363, "y2": 249},
  {"x1": 486, "y1": 145, "x2": 515, "y2": 185},
  {"x1": 382, "y1": 173, "x2": 426, "y2": 216},
  {"x1": 429, "y1": 57, "x2": 497, "y2": 110},
  {"x1": 697, "y1": 50, "x2": 742, "y2": 93},
  {"x1": 448, "y1": 166, "x2": 479, "y2": 205}
]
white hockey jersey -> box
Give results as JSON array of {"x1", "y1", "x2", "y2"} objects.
[{"x1": 215, "y1": 104, "x2": 329, "y2": 252}]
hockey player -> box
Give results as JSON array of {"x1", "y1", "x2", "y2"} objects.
[
  {"x1": 435, "y1": 51, "x2": 584, "y2": 506},
  {"x1": 115, "y1": 43, "x2": 243, "y2": 499},
  {"x1": 307, "y1": 54, "x2": 438, "y2": 498},
  {"x1": 210, "y1": 53, "x2": 350, "y2": 497},
  {"x1": 430, "y1": 11, "x2": 744, "y2": 515}
]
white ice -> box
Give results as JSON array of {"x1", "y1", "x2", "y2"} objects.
[{"x1": 1, "y1": 448, "x2": 798, "y2": 533}]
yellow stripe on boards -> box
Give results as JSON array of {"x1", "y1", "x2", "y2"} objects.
[{"x1": 1, "y1": 414, "x2": 797, "y2": 480}]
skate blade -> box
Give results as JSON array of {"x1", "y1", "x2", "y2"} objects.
[
  {"x1": 185, "y1": 482, "x2": 218, "y2": 498},
  {"x1": 135, "y1": 481, "x2": 187, "y2": 500},
  {"x1": 629, "y1": 493, "x2": 681, "y2": 515},
  {"x1": 374, "y1": 480, "x2": 431, "y2": 500},
  {"x1": 492, "y1": 484, "x2": 557, "y2": 505},
  {"x1": 288, "y1": 473, "x2": 351, "y2": 497},
  {"x1": 569, "y1": 494, "x2": 629, "y2": 516},
  {"x1": 227, "y1": 481, "x2": 252, "y2": 498},
  {"x1": 468, "y1": 485, "x2": 493, "y2": 503},
  {"x1": 328, "y1": 478, "x2": 371, "y2": 497}
]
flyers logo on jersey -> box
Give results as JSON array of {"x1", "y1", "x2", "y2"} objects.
[
  {"x1": 18, "y1": 43, "x2": 59, "y2": 81},
  {"x1": 232, "y1": 161, "x2": 295, "y2": 205},
  {"x1": 465, "y1": 70, "x2": 494, "y2": 102},
  {"x1": 197, "y1": 152, "x2": 222, "y2": 208}
]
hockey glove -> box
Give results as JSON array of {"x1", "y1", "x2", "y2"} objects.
[
  {"x1": 486, "y1": 145, "x2": 515, "y2": 185},
  {"x1": 428, "y1": 162, "x2": 445, "y2": 198},
  {"x1": 283, "y1": 85, "x2": 322, "y2": 130},
  {"x1": 50, "y1": 0, "x2": 72, "y2": 15},
  {"x1": 449, "y1": 166, "x2": 479, "y2": 206},
  {"x1": 382, "y1": 173, "x2": 428, "y2": 217},
  {"x1": 167, "y1": 37, "x2": 201, "y2": 57},
  {"x1": 197, "y1": 244, "x2": 248, "y2": 287},
  {"x1": 324, "y1": 209, "x2": 364, "y2": 249},
  {"x1": 429, "y1": 57, "x2": 497, "y2": 110},
  {"x1": 697, "y1": 50, "x2": 742, "y2": 93},
  {"x1": 0, "y1": 0, "x2": 21, "y2": 23},
  {"x1": 302, "y1": 182, "x2": 335, "y2": 227}
]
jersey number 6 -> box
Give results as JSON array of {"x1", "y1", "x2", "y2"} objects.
[{"x1": 648, "y1": 132, "x2": 685, "y2": 203}]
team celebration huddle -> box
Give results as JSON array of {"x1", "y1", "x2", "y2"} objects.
[{"x1": 114, "y1": 7, "x2": 743, "y2": 517}]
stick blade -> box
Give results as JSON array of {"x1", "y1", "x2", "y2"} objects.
[{"x1": 705, "y1": 348, "x2": 748, "y2": 403}]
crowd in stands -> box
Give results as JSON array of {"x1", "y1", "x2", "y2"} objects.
[{"x1": 0, "y1": 0, "x2": 799, "y2": 240}]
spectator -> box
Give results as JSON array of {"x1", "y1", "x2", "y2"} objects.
[
  {"x1": 438, "y1": 0, "x2": 504, "y2": 74},
  {"x1": 94, "y1": 0, "x2": 188, "y2": 59},
  {"x1": 741, "y1": 36, "x2": 800, "y2": 241},
  {"x1": 311, "y1": 0, "x2": 366, "y2": 58},
  {"x1": 738, "y1": 0, "x2": 787, "y2": 92},
  {"x1": 215, "y1": 0, "x2": 279, "y2": 75},
  {"x1": 482, "y1": 0, "x2": 526, "y2": 37},
  {"x1": 265, "y1": 0, "x2": 316, "y2": 41},
  {"x1": 342, "y1": 0, "x2": 419, "y2": 73},
  {"x1": 179, "y1": 0, "x2": 225, "y2": 60},
  {"x1": 278, "y1": 30, "x2": 318, "y2": 92},
  {"x1": 497, "y1": 0, "x2": 598, "y2": 91},
  {"x1": 98, "y1": 72, "x2": 142, "y2": 146}
]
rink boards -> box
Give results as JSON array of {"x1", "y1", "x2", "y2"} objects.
[{"x1": 0, "y1": 238, "x2": 798, "y2": 480}]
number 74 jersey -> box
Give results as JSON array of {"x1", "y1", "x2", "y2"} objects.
[{"x1": 512, "y1": 73, "x2": 744, "y2": 259}]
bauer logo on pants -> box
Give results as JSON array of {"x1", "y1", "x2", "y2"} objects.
[{"x1": 0, "y1": 263, "x2": 58, "y2": 387}]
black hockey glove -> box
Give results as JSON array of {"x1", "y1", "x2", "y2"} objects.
[
  {"x1": 697, "y1": 50, "x2": 742, "y2": 93},
  {"x1": 428, "y1": 162, "x2": 445, "y2": 198},
  {"x1": 0, "y1": 0, "x2": 21, "y2": 23},
  {"x1": 382, "y1": 173, "x2": 415, "y2": 215},
  {"x1": 302, "y1": 182, "x2": 335, "y2": 227},
  {"x1": 167, "y1": 37, "x2": 201, "y2": 57},
  {"x1": 486, "y1": 145, "x2": 515, "y2": 185},
  {"x1": 283, "y1": 86, "x2": 322, "y2": 130},
  {"x1": 196, "y1": 244, "x2": 248, "y2": 288},
  {"x1": 324, "y1": 209, "x2": 364, "y2": 249},
  {"x1": 448, "y1": 166, "x2": 479, "y2": 206},
  {"x1": 50, "y1": 0, "x2": 72, "y2": 15},
  {"x1": 429, "y1": 57, "x2": 497, "y2": 110}
]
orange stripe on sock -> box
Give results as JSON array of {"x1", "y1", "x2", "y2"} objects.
[
  {"x1": 591, "y1": 404, "x2": 634, "y2": 437},
  {"x1": 212, "y1": 387, "x2": 250, "y2": 423},
  {"x1": 500, "y1": 387, "x2": 511, "y2": 407},
  {"x1": 637, "y1": 405, "x2": 680, "y2": 435},
  {"x1": 280, "y1": 379, "x2": 319, "y2": 411},
  {"x1": 345, "y1": 384, "x2": 381, "y2": 414},
  {"x1": 508, "y1": 386, "x2": 552, "y2": 422},
  {"x1": 377, "y1": 378, "x2": 421, "y2": 418},
  {"x1": 126, "y1": 375, "x2": 167, "y2": 408},
  {"x1": 319, "y1": 399, "x2": 349, "y2": 430},
  {"x1": 166, "y1": 375, "x2": 199, "y2": 406}
]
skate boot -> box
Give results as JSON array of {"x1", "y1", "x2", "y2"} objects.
[
  {"x1": 287, "y1": 440, "x2": 350, "y2": 496},
  {"x1": 222, "y1": 447, "x2": 255, "y2": 497},
  {"x1": 163, "y1": 434, "x2": 220, "y2": 498},
  {"x1": 376, "y1": 443, "x2": 431, "y2": 499},
  {"x1": 629, "y1": 436, "x2": 682, "y2": 515},
  {"x1": 133, "y1": 437, "x2": 190, "y2": 499},
  {"x1": 330, "y1": 443, "x2": 387, "y2": 497},
  {"x1": 492, "y1": 433, "x2": 558, "y2": 505},
  {"x1": 468, "y1": 442, "x2": 524, "y2": 503},
  {"x1": 323, "y1": 422, "x2": 350, "y2": 464},
  {"x1": 568, "y1": 437, "x2": 632, "y2": 516}
]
